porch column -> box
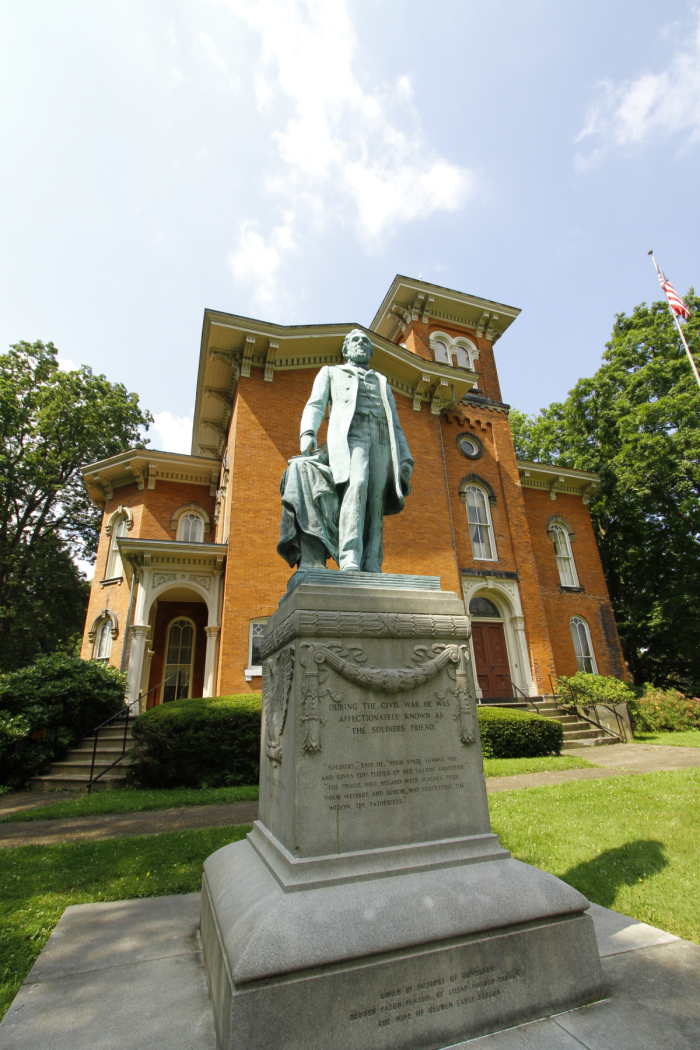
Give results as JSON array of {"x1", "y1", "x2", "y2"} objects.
[
  {"x1": 510, "y1": 615, "x2": 536, "y2": 696},
  {"x1": 126, "y1": 625, "x2": 150, "y2": 711},
  {"x1": 203, "y1": 626, "x2": 221, "y2": 698}
]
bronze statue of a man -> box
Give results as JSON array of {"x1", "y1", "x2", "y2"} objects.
[{"x1": 278, "y1": 329, "x2": 413, "y2": 574}]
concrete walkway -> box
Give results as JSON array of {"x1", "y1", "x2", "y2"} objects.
[
  {"x1": 0, "y1": 892, "x2": 696, "y2": 1050},
  {"x1": 565, "y1": 741, "x2": 700, "y2": 772},
  {"x1": 0, "y1": 801, "x2": 259, "y2": 848}
]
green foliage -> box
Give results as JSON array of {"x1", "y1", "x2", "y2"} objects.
[
  {"x1": 556, "y1": 671, "x2": 636, "y2": 706},
  {"x1": 0, "y1": 340, "x2": 152, "y2": 671},
  {"x1": 477, "y1": 705, "x2": 563, "y2": 758},
  {"x1": 0, "y1": 824, "x2": 250, "y2": 1020},
  {"x1": 0, "y1": 654, "x2": 125, "y2": 787},
  {"x1": 633, "y1": 729, "x2": 700, "y2": 747},
  {"x1": 509, "y1": 293, "x2": 700, "y2": 692},
  {"x1": 130, "y1": 693, "x2": 262, "y2": 789},
  {"x1": 628, "y1": 684, "x2": 700, "y2": 733}
]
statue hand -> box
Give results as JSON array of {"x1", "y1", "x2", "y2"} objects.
[
  {"x1": 300, "y1": 433, "x2": 316, "y2": 456},
  {"x1": 400, "y1": 462, "x2": 413, "y2": 481}
]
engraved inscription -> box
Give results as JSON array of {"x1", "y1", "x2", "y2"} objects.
[
  {"x1": 347, "y1": 966, "x2": 523, "y2": 1028},
  {"x1": 320, "y1": 755, "x2": 468, "y2": 811}
]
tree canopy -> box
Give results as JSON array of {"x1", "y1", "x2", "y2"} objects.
[
  {"x1": 510, "y1": 292, "x2": 700, "y2": 693},
  {"x1": 0, "y1": 341, "x2": 152, "y2": 671}
]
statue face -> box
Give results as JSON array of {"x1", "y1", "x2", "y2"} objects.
[{"x1": 342, "y1": 329, "x2": 373, "y2": 365}]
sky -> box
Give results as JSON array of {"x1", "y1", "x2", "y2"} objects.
[{"x1": 1, "y1": 0, "x2": 699, "y2": 455}]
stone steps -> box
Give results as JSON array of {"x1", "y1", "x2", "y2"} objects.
[
  {"x1": 481, "y1": 694, "x2": 618, "y2": 749},
  {"x1": 30, "y1": 720, "x2": 136, "y2": 792}
]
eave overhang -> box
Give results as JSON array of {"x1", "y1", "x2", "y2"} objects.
[
  {"x1": 116, "y1": 538, "x2": 227, "y2": 584},
  {"x1": 370, "y1": 275, "x2": 521, "y2": 344},
  {"x1": 192, "y1": 310, "x2": 480, "y2": 458},
  {"x1": 516, "y1": 460, "x2": 599, "y2": 505},
  {"x1": 82, "y1": 449, "x2": 220, "y2": 508}
]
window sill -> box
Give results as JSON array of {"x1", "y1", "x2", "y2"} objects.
[
  {"x1": 560, "y1": 585, "x2": 585, "y2": 593},
  {"x1": 100, "y1": 577, "x2": 123, "y2": 588},
  {"x1": 245, "y1": 667, "x2": 263, "y2": 682}
]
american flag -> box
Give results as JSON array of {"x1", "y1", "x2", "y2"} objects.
[{"x1": 650, "y1": 254, "x2": 690, "y2": 321}]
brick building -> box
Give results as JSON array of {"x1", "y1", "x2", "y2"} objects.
[{"x1": 80, "y1": 276, "x2": 626, "y2": 708}]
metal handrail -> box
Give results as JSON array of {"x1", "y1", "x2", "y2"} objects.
[
  {"x1": 86, "y1": 672, "x2": 178, "y2": 793},
  {"x1": 555, "y1": 683, "x2": 625, "y2": 742}
]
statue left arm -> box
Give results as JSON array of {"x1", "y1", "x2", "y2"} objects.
[{"x1": 387, "y1": 386, "x2": 414, "y2": 481}]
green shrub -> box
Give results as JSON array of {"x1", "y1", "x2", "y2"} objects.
[
  {"x1": 628, "y1": 685, "x2": 700, "y2": 733},
  {"x1": 556, "y1": 672, "x2": 635, "y2": 706},
  {"x1": 130, "y1": 693, "x2": 262, "y2": 789},
  {"x1": 477, "y1": 706, "x2": 563, "y2": 758},
  {"x1": 0, "y1": 654, "x2": 126, "y2": 787}
]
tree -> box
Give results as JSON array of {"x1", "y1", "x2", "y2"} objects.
[
  {"x1": 0, "y1": 341, "x2": 152, "y2": 671},
  {"x1": 510, "y1": 292, "x2": 700, "y2": 693}
]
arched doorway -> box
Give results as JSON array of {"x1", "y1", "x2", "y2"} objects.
[
  {"x1": 468, "y1": 595, "x2": 512, "y2": 700},
  {"x1": 162, "y1": 617, "x2": 196, "y2": 703}
]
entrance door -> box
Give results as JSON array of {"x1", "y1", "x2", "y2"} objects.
[
  {"x1": 471, "y1": 622, "x2": 512, "y2": 699},
  {"x1": 162, "y1": 618, "x2": 195, "y2": 703}
]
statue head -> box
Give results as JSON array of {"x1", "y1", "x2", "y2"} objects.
[{"x1": 342, "y1": 329, "x2": 374, "y2": 365}]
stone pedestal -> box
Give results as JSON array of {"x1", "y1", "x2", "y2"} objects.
[{"x1": 201, "y1": 579, "x2": 603, "y2": 1050}]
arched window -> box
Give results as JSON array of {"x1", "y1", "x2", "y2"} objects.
[
  {"x1": 551, "y1": 523, "x2": 579, "y2": 587},
  {"x1": 162, "y1": 618, "x2": 196, "y2": 702},
  {"x1": 464, "y1": 485, "x2": 496, "y2": 561},
  {"x1": 570, "y1": 616, "x2": 597, "y2": 674},
  {"x1": 433, "y1": 339, "x2": 451, "y2": 365},
  {"x1": 178, "y1": 512, "x2": 205, "y2": 543},
  {"x1": 469, "y1": 596, "x2": 501, "y2": 618},
  {"x1": 430, "y1": 331, "x2": 478, "y2": 370},
  {"x1": 106, "y1": 514, "x2": 128, "y2": 579},
  {"x1": 94, "y1": 619, "x2": 113, "y2": 661}
]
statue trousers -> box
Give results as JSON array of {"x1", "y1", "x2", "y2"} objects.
[{"x1": 338, "y1": 412, "x2": 391, "y2": 572}]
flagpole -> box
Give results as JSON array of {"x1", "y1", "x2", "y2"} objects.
[{"x1": 648, "y1": 250, "x2": 700, "y2": 391}]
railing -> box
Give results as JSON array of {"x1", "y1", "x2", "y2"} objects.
[
  {"x1": 555, "y1": 682, "x2": 626, "y2": 742},
  {"x1": 86, "y1": 673, "x2": 178, "y2": 793}
]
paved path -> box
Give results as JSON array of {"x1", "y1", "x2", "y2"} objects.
[
  {"x1": 565, "y1": 741, "x2": 700, "y2": 772},
  {"x1": 3, "y1": 743, "x2": 699, "y2": 848},
  {"x1": 0, "y1": 801, "x2": 259, "y2": 849}
]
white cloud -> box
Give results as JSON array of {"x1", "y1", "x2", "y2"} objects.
[
  {"x1": 151, "y1": 411, "x2": 193, "y2": 453},
  {"x1": 577, "y1": 13, "x2": 700, "y2": 162},
  {"x1": 226, "y1": 0, "x2": 473, "y2": 302},
  {"x1": 57, "y1": 357, "x2": 78, "y2": 371},
  {"x1": 228, "y1": 213, "x2": 296, "y2": 307}
]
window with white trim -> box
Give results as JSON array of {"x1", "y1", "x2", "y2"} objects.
[
  {"x1": 106, "y1": 514, "x2": 128, "y2": 579},
  {"x1": 162, "y1": 618, "x2": 196, "y2": 702},
  {"x1": 430, "y1": 331, "x2": 478, "y2": 370},
  {"x1": 94, "y1": 619, "x2": 113, "y2": 661},
  {"x1": 433, "y1": 338, "x2": 451, "y2": 365},
  {"x1": 570, "y1": 616, "x2": 597, "y2": 674},
  {"x1": 248, "y1": 620, "x2": 268, "y2": 670},
  {"x1": 178, "y1": 512, "x2": 205, "y2": 543},
  {"x1": 551, "y1": 523, "x2": 579, "y2": 587},
  {"x1": 464, "y1": 485, "x2": 497, "y2": 560}
]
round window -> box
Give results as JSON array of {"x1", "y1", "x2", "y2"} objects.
[{"x1": 456, "y1": 432, "x2": 483, "y2": 459}]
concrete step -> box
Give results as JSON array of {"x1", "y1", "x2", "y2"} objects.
[
  {"x1": 562, "y1": 727, "x2": 607, "y2": 740},
  {"x1": 63, "y1": 748, "x2": 132, "y2": 762},
  {"x1": 29, "y1": 773, "x2": 127, "y2": 792},
  {"x1": 49, "y1": 755, "x2": 131, "y2": 776},
  {"x1": 561, "y1": 736, "x2": 617, "y2": 749}
]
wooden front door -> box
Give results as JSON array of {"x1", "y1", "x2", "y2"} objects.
[{"x1": 471, "y1": 622, "x2": 512, "y2": 699}]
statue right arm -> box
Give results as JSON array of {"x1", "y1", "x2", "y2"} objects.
[{"x1": 299, "y1": 367, "x2": 331, "y2": 453}]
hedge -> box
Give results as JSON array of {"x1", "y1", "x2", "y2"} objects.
[
  {"x1": 128, "y1": 693, "x2": 563, "y2": 788},
  {"x1": 627, "y1": 685, "x2": 700, "y2": 732},
  {"x1": 476, "y1": 705, "x2": 563, "y2": 758},
  {"x1": 130, "y1": 694, "x2": 262, "y2": 789},
  {"x1": 0, "y1": 654, "x2": 126, "y2": 787}
]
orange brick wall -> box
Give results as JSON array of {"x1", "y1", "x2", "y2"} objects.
[
  {"x1": 521, "y1": 488, "x2": 627, "y2": 680},
  {"x1": 80, "y1": 480, "x2": 216, "y2": 671}
]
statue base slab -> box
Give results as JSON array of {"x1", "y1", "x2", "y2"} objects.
[
  {"x1": 201, "y1": 581, "x2": 603, "y2": 1049},
  {"x1": 281, "y1": 567, "x2": 441, "y2": 602}
]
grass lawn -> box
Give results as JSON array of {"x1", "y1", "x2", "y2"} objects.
[
  {"x1": 490, "y1": 767, "x2": 700, "y2": 945},
  {"x1": 482, "y1": 755, "x2": 595, "y2": 778},
  {"x1": 0, "y1": 823, "x2": 251, "y2": 1021},
  {"x1": 0, "y1": 784, "x2": 259, "y2": 824},
  {"x1": 633, "y1": 729, "x2": 700, "y2": 748}
]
